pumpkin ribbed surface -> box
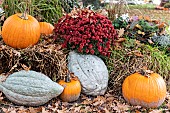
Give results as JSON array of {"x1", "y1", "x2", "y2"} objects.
[
  {"x1": 58, "y1": 79, "x2": 81, "y2": 102},
  {"x1": 68, "y1": 51, "x2": 108, "y2": 96},
  {"x1": 122, "y1": 73, "x2": 167, "y2": 108},
  {"x1": 39, "y1": 22, "x2": 54, "y2": 35},
  {"x1": 2, "y1": 13, "x2": 40, "y2": 49},
  {"x1": 0, "y1": 70, "x2": 64, "y2": 106}
]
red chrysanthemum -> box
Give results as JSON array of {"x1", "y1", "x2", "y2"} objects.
[{"x1": 54, "y1": 8, "x2": 117, "y2": 57}]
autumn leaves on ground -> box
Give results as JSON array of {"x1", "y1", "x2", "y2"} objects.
[{"x1": 0, "y1": 1, "x2": 170, "y2": 113}]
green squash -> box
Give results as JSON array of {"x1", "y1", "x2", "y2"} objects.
[{"x1": 0, "y1": 70, "x2": 64, "y2": 106}]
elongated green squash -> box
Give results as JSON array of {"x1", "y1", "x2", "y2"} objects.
[{"x1": 0, "y1": 70, "x2": 64, "y2": 106}]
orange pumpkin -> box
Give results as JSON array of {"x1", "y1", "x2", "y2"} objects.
[
  {"x1": 2, "y1": 13, "x2": 40, "y2": 49},
  {"x1": 39, "y1": 22, "x2": 54, "y2": 35},
  {"x1": 58, "y1": 73, "x2": 81, "y2": 102},
  {"x1": 122, "y1": 71, "x2": 167, "y2": 108}
]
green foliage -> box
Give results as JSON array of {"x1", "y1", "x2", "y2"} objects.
[
  {"x1": 152, "y1": 34, "x2": 170, "y2": 47},
  {"x1": 59, "y1": 0, "x2": 79, "y2": 13},
  {"x1": 164, "y1": 3, "x2": 170, "y2": 8},
  {"x1": 2, "y1": 0, "x2": 63, "y2": 24},
  {"x1": 112, "y1": 17, "x2": 128, "y2": 29},
  {"x1": 105, "y1": 38, "x2": 170, "y2": 81},
  {"x1": 138, "y1": 20, "x2": 158, "y2": 33},
  {"x1": 128, "y1": 4, "x2": 155, "y2": 9},
  {"x1": 82, "y1": 0, "x2": 101, "y2": 9}
]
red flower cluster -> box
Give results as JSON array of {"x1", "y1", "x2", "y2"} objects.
[{"x1": 54, "y1": 8, "x2": 117, "y2": 57}]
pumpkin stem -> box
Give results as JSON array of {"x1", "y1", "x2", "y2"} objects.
[
  {"x1": 65, "y1": 71, "x2": 71, "y2": 83},
  {"x1": 139, "y1": 69, "x2": 153, "y2": 78},
  {"x1": 20, "y1": 0, "x2": 29, "y2": 20},
  {"x1": 20, "y1": 11, "x2": 28, "y2": 20}
]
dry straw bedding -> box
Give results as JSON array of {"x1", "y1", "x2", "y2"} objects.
[
  {"x1": 0, "y1": 36, "x2": 169, "y2": 92},
  {"x1": 0, "y1": 36, "x2": 68, "y2": 81}
]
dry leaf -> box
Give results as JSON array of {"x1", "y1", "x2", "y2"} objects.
[
  {"x1": 136, "y1": 110, "x2": 141, "y2": 113},
  {"x1": 42, "y1": 107, "x2": 50, "y2": 113},
  {"x1": 116, "y1": 38, "x2": 126, "y2": 43},
  {"x1": 148, "y1": 39, "x2": 154, "y2": 44},
  {"x1": 113, "y1": 103, "x2": 129, "y2": 112},
  {"x1": 149, "y1": 110, "x2": 162, "y2": 113},
  {"x1": 118, "y1": 28, "x2": 125, "y2": 38},
  {"x1": 29, "y1": 107, "x2": 41, "y2": 113},
  {"x1": 104, "y1": 108, "x2": 110, "y2": 113},
  {"x1": 137, "y1": 30, "x2": 145, "y2": 35},
  {"x1": 134, "y1": 52, "x2": 143, "y2": 57},
  {"x1": 82, "y1": 99, "x2": 92, "y2": 105},
  {"x1": 0, "y1": 92, "x2": 3, "y2": 101},
  {"x1": 74, "y1": 106, "x2": 82, "y2": 112},
  {"x1": 2, "y1": 108, "x2": 8, "y2": 113},
  {"x1": 136, "y1": 24, "x2": 142, "y2": 30}
]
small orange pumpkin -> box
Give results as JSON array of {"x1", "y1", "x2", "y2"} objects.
[
  {"x1": 2, "y1": 13, "x2": 40, "y2": 49},
  {"x1": 58, "y1": 72, "x2": 81, "y2": 102},
  {"x1": 122, "y1": 70, "x2": 167, "y2": 108},
  {"x1": 39, "y1": 22, "x2": 54, "y2": 35}
]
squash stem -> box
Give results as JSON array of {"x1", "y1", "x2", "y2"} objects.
[
  {"x1": 140, "y1": 69, "x2": 150, "y2": 78},
  {"x1": 20, "y1": 11, "x2": 28, "y2": 20},
  {"x1": 20, "y1": 0, "x2": 29, "y2": 20},
  {"x1": 65, "y1": 73, "x2": 71, "y2": 83}
]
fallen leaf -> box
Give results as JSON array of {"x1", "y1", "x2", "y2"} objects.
[
  {"x1": 0, "y1": 92, "x2": 3, "y2": 101},
  {"x1": 74, "y1": 106, "x2": 82, "y2": 112},
  {"x1": 136, "y1": 110, "x2": 141, "y2": 113},
  {"x1": 118, "y1": 28, "x2": 125, "y2": 38},
  {"x1": 113, "y1": 103, "x2": 129, "y2": 112},
  {"x1": 136, "y1": 24, "x2": 142, "y2": 30},
  {"x1": 116, "y1": 38, "x2": 126, "y2": 43},
  {"x1": 134, "y1": 52, "x2": 143, "y2": 57},
  {"x1": 148, "y1": 39, "x2": 154, "y2": 44},
  {"x1": 104, "y1": 108, "x2": 110, "y2": 113},
  {"x1": 2, "y1": 107, "x2": 8, "y2": 113},
  {"x1": 42, "y1": 107, "x2": 50, "y2": 113},
  {"x1": 149, "y1": 110, "x2": 162, "y2": 113},
  {"x1": 82, "y1": 99, "x2": 92, "y2": 105},
  {"x1": 137, "y1": 30, "x2": 145, "y2": 35},
  {"x1": 29, "y1": 107, "x2": 42, "y2": 113}
]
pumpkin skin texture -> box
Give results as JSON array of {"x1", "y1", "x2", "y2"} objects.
[
  {"x1": 122, "y1": 72, "x2": 167, "y2": 108},
  {"x1": 39, "y1": 22, "x2": 54, "y2": 35},
  {"x1": 2, "y1": 13, "x2": 40, "y2": 49},
  {"x1": 0, "y1": 70, "x2": 64, "y2": 106},
  {"x1": 68, "y1": 51, "x2": 108, "y2": 96},
  {"x1": 58, "y1": 77, "x2": 81, "y2": 102}
]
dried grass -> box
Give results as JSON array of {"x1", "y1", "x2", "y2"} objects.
[
  {"x1": 0, "y1": 36, "x2": 68, "y2": 81},
  {"x1": 106, "y1": 39, "x2": 170, "y2": 93}
]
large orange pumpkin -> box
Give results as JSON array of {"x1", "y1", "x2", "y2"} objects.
[
  {"x1": 58, "y1": 73, "x2": 81, "y2": 102},
  {"x1": 122, "y1": 72, "x2": 167, "y2": 108},
  {"x1": 39, "y1": 22, "x2": 54, "y2": 35},
  {"x1": 2, "y1": 13, "x2": 40, "y2": 49}
]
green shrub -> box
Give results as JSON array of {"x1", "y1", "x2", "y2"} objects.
[
  {"x1": 59, "y1": 0, "x2": 79, "y2": 13},
  {"x1": 164, "y1": 3, "x2": 170, "y2": 8},
  {"x1": 2, "y1": 0, "x2": 63, "y2": 24}
]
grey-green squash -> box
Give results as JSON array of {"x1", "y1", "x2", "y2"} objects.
[
  {"x1": 0, "y1": 70, "x2": 64, "y2": 106},
  {"x1": 68, "y1": 51, "x2": 108, "y2": 96}
]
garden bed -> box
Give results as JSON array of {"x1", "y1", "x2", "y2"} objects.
[{"x1": 0, "y1": 36, "x2": 169, "y2": 112}]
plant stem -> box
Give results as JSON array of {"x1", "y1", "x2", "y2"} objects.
[
  {"x1": 65, "y1": 72, "x2": 71, "y2": 83},
  {"x1": 20, "y1": 0, "x2": 29, "y2": 20}
]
